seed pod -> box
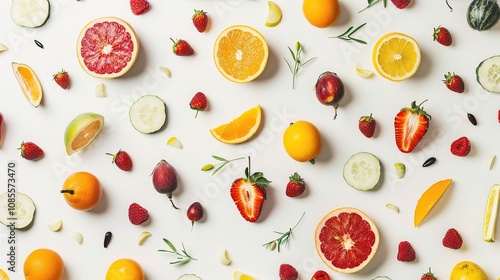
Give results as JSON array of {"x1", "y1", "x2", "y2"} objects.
[
  {"x1": 422, "y1": 157, "x2": 437, "y2": 167},
  {"x1": 201, "y1": 164, "x2": 214, "y2": 171},
  {"x1": 34, "y1": 40, "x2": 44, "y2": 49},
  {"x1": 104, "y1": 231, "x2": 112, "y2": 248},
  {"x1": 467, "y1": 113, "x2": 477, "y2": 126}
]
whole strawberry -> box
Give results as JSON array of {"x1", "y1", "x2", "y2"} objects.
[
  {"x1": 286, "y1": 172, "x2": 305, "y2": 197},
  {"x1": 391, "y1": 0, "x2": 410, "y2": 9},
  {"x1": 53, "y1": 70, "x2": 70, "y2": 90},
  {"x1": 421, "y1": 268, "x2": 437, "y2": 280},
  {"x1": 0, "y1": 112, "x2": 4, "y2": 144},
  {"x1": 444, "y1": 72, "x2": 464, "y2": 93},
  {"x1": 311, "y1": 270, "x2": 330, "y2": 280},
  {"x1": 279, "y1": 264, "x2": 298, "y2": 280},
  {"x1": 171, "y1": 38, "x2": 194, "y2": 56},
  {"x1": 397, "y1": 240, "x2": 416, "y2": 262},
  {"x1": 130, "y1": 0, "x2": 150, "y2": 15},
  {"x1": 128, "y1": 203, "x2": 149, "y2": 225},
  {"x1": 442, "y1": 228, "x2": 463, "y2": 249},
  {"x1": 433, "y1": 26, "x2": 452, "y2": 46},
  {"x1": 106, "y1": 149, "x2": 133, "y2": 171},
  {"x1": 450, "y1": 136, "x2": 471, "y2": 157},
  {"x1": 18, "y1": 141, "x2": 44, "y2": 161},
  {"x1": 189, "y1": 92, "x2": 207, "y2": 118},
  {"x1": 192, "y1": 9, "x2": 208, "y2": 33},
  {"x1": 358, "y1": 113, "x2": 376, "y2": 138}
]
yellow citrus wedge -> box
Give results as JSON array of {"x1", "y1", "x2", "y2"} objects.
[
  {"x1": 137, "y1": 231, "x2": 152, "y2": 245},
  {"x1": 355, "y1": 63, "x2": 373, "y2": 78},
  {"x1": 233, "y1": 271, "x2": 255, "y2": 280},
  {"x1": 483, "y1": 184, "x2": 500, "y2": 242},
  {"x1": 0, "y1": 43, "x2": 8, "y2": 53},
  {"x1": 72, "y1": 232, "x2": 83, "y2": 244},
  {"x1": 47, "y1": 219, "x2": 63, "y2": 232},
  {"x1": 166, "y1": 136, "x2": 183, "y2": 149},
  {"x1": 210, "y1": 105, "x2": 261, "y2": 144},
  {"x1": 265, "y1": 1, "x2": 282, "y2": 27},
  {"x1": 372, "y1": 32, "x2": 421, "y2": 82},
  {"x1": 414, "y1": 179, "x2": 453, "y2": 227},
  {"x1": 0, "y1": 268, "x2": 9, "y2": 280},
  {"x1": 219, "y1": 249, "x2": 231, "y2": 266},
  {"x1": 159, "y1": 66, "x2": 171, "y2": 78},
  {"x1": 214, "y1": 25, "x2": 269, "y2": 83},
  {"x1": 12, "y1": 62, "x2": 43, "y2": 107}
]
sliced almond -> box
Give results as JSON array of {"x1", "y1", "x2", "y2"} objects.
[
  {"x1": 95, "y1": 83, "x2": 106, "y2": 97},
  {"x1": 0, "y1": 43, "x2": 8, "y2": 52},
  {"x1": 167, "y1": 136, "x2": 183, "y2": 149},
  {"x1": 487, "y1": 154, "x2": 496, "y2": 170},
  {"x1": 386, "y1": 203, "x2": 400, "y2": 213},
  {"x1": 47, "y1": 219, "x2": 62, "y2": 232},
  {"x1": 159, "y1": 66, "x2": 171, "y2": 78},
  {"x1": 137, "y1": 231, "x2": 152, "y2": 245},
  {"x1": 72, "y1": 232, "x2": 83, "y2": 244},
  {"x1": 219, "y1": 249, "x2": 231, "y2": 266}
]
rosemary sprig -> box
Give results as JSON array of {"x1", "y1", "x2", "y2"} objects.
[
  {"x1": 330, "y1": 23, "x2": 367, "y2": 44},
  {"x1": 158, "y1": 238, "x2": 197, "y2": 265},
  {"x1": 284, "y1": 42, "x2": 316, "y2": 89},
  {"x1": 262, "y1": 212, "x2": 305, "y2": 252},
  {"x1": 359, "y1": 0, "x2": 387, "y2": 12},
  {"x1": 201, "y1": 155, "x2": 245, "y2": 175}
]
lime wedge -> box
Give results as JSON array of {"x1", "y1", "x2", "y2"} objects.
[
  {"x1": 355, "y1": 63, "x2": 373, "y2": 78},
  {"x1": 265, "y1": 1, "x2": 282, "y2": 27},
  {"x1": 484, "y1": 184, "x2": 500, "y2": 242},
  {"x1": 64, "y1": 113, "x2": 104, "y2": 155}
]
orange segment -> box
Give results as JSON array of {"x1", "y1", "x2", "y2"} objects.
[
  {"x1": 12, "y1": 62, "x2": 43, "y2": 107},
  {"x1": 214, "y1": 25, "x2": 268, "y2": 83},
  {"x1": 210, "y1": 105, "x2": 261, "y2": 144},
  {"x1": 414, "y1": 178, "x2": 453, "y2": 227},
  {"x1": 372, "y1": 32, "x2": 421, "y2": 82}
]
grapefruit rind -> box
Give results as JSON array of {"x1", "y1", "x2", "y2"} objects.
[
  {"x1": 413, "y1": 179, "x2": 453, "y2": 227},
  {"x1": 315, "y1": 207, "x2": 379, "y2": 274},
  {"x1": 64, "y1": 113, "x2": 104, "y2": 155},
  {"x1": 77, "y1": 17, "x2": 139, "y2": 79}
]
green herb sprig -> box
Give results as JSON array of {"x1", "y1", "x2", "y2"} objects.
[
  {"x1": 330, "y1": 23, "x2": 367, "y2": 44},
  {"x1": 359, "y1": 0, "x2": 387, "y2": 13},
  {"x1": 262, "y1": 212, "x2": 305, "y2": 252},
  {"x1": 284, "y1": 42, "x2": 316, "y2": 89},
  {"x1": 201, "y1": 155, "x2": 245, "y2": 175},
  {"x1": 158, "y1": 238, "x2": 197, "y2": 265}
]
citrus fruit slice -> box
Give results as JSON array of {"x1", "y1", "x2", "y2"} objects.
[
  {"x1": 483, "y1": 184, "x2": 500, "y2": 242},
  {"x1": 219, "y1": 249, "x2": 231, "y2": 265},
  {"x1": 105, "y1": 258, "x2": 144, "y2": 280},
  {"x1": 372, "y1": 32, "x2": 421, "y2": 82},
  {"x1": 0, "y1": 43, "x2": 9, "y2": 52},
  {"x1": 23, "y1": 248, "x2": 64, "y2": 280},
  {"x1": 265, "y1": 1, "x2": 282, "y2": 27},
  {"x1": 64, "y1": 112, "x2": 104, "y2": 155},
  {"x1": 315, "y1": 207, "x2": 379, "y2": 273},
  {"x1": 12, "y1": 62, "x2": 43, "y2": 107},
  {"x1": 283, "y1": 120, "x2": 322, "y2": 164},
  {"x1": 0, "y1": 268, "x2": 9, "y2": 280},
  {"x1": 214, "y1": 25, "x2": 269, "y2": 83},
  {"x1": 167, "y1": 136, "x2": 183, "y2": 149},
  {"x1": 355, "y1": 63, "x2": 373, "y2": 78},
  {"x1": 137, "y1": 231, "x2": 152, "y2": 245},
  {"x1": 233, "y1": 271, "x2": 255, "y2": 280},
  {"x1": 303, "y1": 0, "x2": 341, "y2": 28},
  {"x1": 47, "y1": 219, "x2": 62, "y2": 232},
  {"x1": 210, "y1": 105, "x2": 261, "y2": 144},
  {"x1": 77, "y1": 17, "x2": 139, "y2": 79},
  {"x1": 414, "y1": 178, "x2": 453, "y2": 227}
]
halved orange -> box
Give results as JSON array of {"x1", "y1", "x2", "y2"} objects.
[
  {"x1": 414, "y1": 178, "x2": 453, "y2": 227},
  {"x1": 12, "y1": 62, "x2": 43, "y2": 107},
  {"x1": 210, "y1": 105, "x2": 261, "y2": 144},
  {"x1": 372, "y1": 32, "x2": 421, "y2": 82},
  {"x1": 213, "y1": 25, "x2": 269, "y2": 83}
]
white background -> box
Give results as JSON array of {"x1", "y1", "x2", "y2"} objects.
[{"x1": 1, "y1": 0, "x2": 500, "y2": 279}]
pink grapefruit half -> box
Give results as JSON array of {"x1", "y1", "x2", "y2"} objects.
[
  {"x1": 315, "y1": 207, "x2": 379, "y2": 273},
  {"x1": 77, "y1": 17, "x2": 139, "y2": 79}
]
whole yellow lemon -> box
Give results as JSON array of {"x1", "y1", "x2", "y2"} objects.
[{"x1": 450, "y1": 261, "x2": 488, "y2": 280}]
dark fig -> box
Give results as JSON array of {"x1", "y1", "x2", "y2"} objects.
[
  {"x1": 187, "y1": 202, "x2": 204, "y2": 231},
  {"x1": 152, "y1": 159, "x2": 179, "y2": 209},
  {"x1": 315, "y1": 71, "x2": 345, "y2": 120}
]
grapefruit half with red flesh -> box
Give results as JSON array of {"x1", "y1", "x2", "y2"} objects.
[
  {"x1": 77, "y1": 17, "x2": 139, "y2": 79},
  {"x1": 315, "y1": 207, "x2": 379, "y2": 273}
]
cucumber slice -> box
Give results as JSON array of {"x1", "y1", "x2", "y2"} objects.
[
  {"x1": 373, "y1": 277, "x2": 391, "y2": 280},
  {"x1": 177, "y1": 274, "x2": 202, "y2": 280},
  {"x1": 476, "y1": 55, "x2": 500, "y2": 93},
  {"x1": 10, "y1": 0, "x2": 50, "y2": 28},
  {"x1": 343, "y1": 152, "x2": 381, "y2": 191},
  {"x1": 0, "y1": 191, "x2": 35, "y2": 229},
  {"x1": 129, "y1": 95, "x2": 167, "y2": 134}
]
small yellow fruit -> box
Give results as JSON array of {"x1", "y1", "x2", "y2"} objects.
[
  {"x1": 265, "y1": 1, "x2": 282, "y2": 27},
  {"x1": 450, "y1": 261, "x2": 488, "y2": 280},
  {"x1": 283, "y1": 120, "x2": 322, "y2": 164}
]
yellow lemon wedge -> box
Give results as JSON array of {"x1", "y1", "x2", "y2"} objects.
[
  {"x1": 414, "y1": 179, "x2": 453, "y2": 227},
  {"x1": 265, "y1": 1, "x2": 282, "y2": 27},
  {"x1": 47, "y1": 219, "x2": 62, "y2": 232},
  {"x1": 137, "y1": 231, "x2": 152, "y2": 245},
  {"x1": 210, "y1": 105, "x2": 262, "y2": 144},
  {"x1": 0, "y1": 268, "x2": 10, "y2": 280},
  {"x1": 355, "y1": 63, "x2": 373, "y2": 78},
  {"x1": 483, "y1": 184, "x2": 500, "y2": 242},
  {"x1": 219, "y1": 249, "x2": 231, "y2": 266},
  {"x1": 167, "y1": 137, "x2": 183, "y2": 149},
  {"x1": 234, "y1": 271, "x2": 255, "y2": 280}
]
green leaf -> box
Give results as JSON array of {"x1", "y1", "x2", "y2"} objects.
[
  {"x1": 287, "y1": 46, "x2": 296, "y2": 61},
  {"x1": 163, "y1": 238, "x2": 177, "y2": 253},
  {"x1": 212, "y1": 155, "x2": 227, "y2": 162}
]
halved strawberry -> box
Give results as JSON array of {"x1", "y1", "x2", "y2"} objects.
[
  {"x1": 230, "y1": 158, "x2": 271, "y2": 222},
  {"x1": 394, "y1": 100, "x2": 431, "y2": 153}
]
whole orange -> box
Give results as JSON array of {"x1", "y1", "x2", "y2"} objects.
[
  {"x1": 303, "y1": 0, "x2": 341, "y2": 28},
  {"x1": 23, "y1": 248, "x2": 64, "y2": 280},
  {"x1": 105, "y1": 258, "x2": 144, "y2": 280},
  {"x1": 283, "y1": 120, "x2": 322, "y2": 164},
  {"x1": 61, "y1": 171, "x2": 102, "y2": 211}
]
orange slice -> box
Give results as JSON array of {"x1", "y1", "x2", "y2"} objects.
[
  {"x1": 372, "y1": 32, "x2": 421, "y2": 82},
  {"x1": 210, "y1": 105, "x2": 261, "y2": 144},
  {"x1": 414, "y1": 179, "x2": 453, "y2": 227},
  {"x1": 214, "y1": 25, "x2": 269, "y2": 83},
  {"x1": 12, "y1": 62, "x2": 43, "y2": 107}
]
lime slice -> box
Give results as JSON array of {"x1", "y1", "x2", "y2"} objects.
[
  {"x1": 167, "y1": 137, "x2": 183, "y2": 149},
  {"x1": 64, "y1": 113, "x2": 104, "y2": 155},
  {"x1": 47, "y1": 219, "x2": 62, "y2": 232},
  {"x1": 137, "y1": 231, "x2": 152, "y2": 245},
  {"x1": 219, "y1": 249, "x2": 231, "y2": 266},
  {"x1": 355, "y1": 63, "x2": 373, "y2": 78},
  {"x1": 484, "y1": 184, "x2": 500, "y2": 242},
  {"x1": 265, "y1": 1, "x2": 282, "y2": 27}
]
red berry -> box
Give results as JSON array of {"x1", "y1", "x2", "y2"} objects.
[
  {"x1": 187, "y1": 202, "x2": 204, "y2": 230},
  {"x1": 106, "y1": 150, "x2": 133, "y2": 171},
  {"x1": 433, "y1": 26, "x2": 452, "y2": 46},
  {"x1": 18, "y1": 141, "x2": 44, "y2": 161},
  {"x1": 397, "y1": 241, "x2": 416, "y2": 262},
  {"x1": 444, "y1": 72, "x2": 465, "y2": 93},
  {"x1": 128, "y1": 203, "x2": 149, "y2": 225},
  {"x1": 442, "y1": 228, "x2": 463, "y2": 249},
  {"x1": 450, "y1": 136, "x2": 471, "y2": 157},
  {"x1": 171, "y1": 38, "x2": 194, "y2": 56},
  {"x1": 130, "y1": 0, "x2": 150, "y2": 15},
  {"x1": 311, "y1": 270, "x2": 330, "y2": 280},
  {"x1": 53, "y1": 70, "x2": 71, "y2": 90},
  {"x1": 421, "y1": 268, "x2": 437, "y2": 280},
  {"x1": 391, "y1": 0, "x2": 410, "y2": 9},
  {"x1": 497, "y1": 109, "x2": 500, "y2": 123},
  {"x1": 189, "y1": 92, "x2": 207, "y2": 118},
  {"x1": 0, "y1": 112, "x2": 4, "y2": 143},
  {"x1": 279, "y1": 264, "x2": 298, "y2": 280},
  {"x1": 192, "y1": 10, "x2": 208, "y2": 33},
  {"x1": 358, "y1": 113, "x2": 376, "y2": 138},
  {"x1": 285, "y1": 172, "x2": 305, "y2": 197}
]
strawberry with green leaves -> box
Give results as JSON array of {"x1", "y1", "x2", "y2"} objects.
[
  {"x1": 444, "y1": 72, "x2": 464, "y2": 93},
  {"x1": 433, "y1": 26, "x2": 452, "y2": 46},
  {"x1": 18, "y1": 141, "x2": 44, "y2": 161},
  {"x1": 286, "y1": 172, "x2": 305, "y2": 197},
  {"x1": 358, "y1": 113, "x2": 376, "y2": 138},
  {"x1": 421, "y1": 268, "x2": 437, "y2": 280},
  {"x1": 192, "y1": 10, "x2": 208, "y2": 33},
  {"x1": 171, "y1": 38, "x2": 194, "y2": 56},
  {"x1": 106, "y1": 149, "x2": 133, "y2": 171},
  {"x1": 394, "y1": 100, "x2": 431, "y2": 153},
  {"x1": 189, "y1": 92, "x2": 207, "y2": 118},
  {"x1": 230, "y1": 157, "x2": 271, "y2": 222},
  {"x1": 53, "y1": 70, "x2": 70, "y2": 90}
]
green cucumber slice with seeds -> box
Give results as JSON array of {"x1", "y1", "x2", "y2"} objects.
[
  {"x1": 129, "y1": 95, "x2": 167, "y2": 134},
  {"x1": 0, "y1": 191, "x2": 35, "y2": 229},
  {"x1": 373, "y1": 277, "x2": 392, "y2": 280},
  {"x1": 343, "y1": 152, "x2": 381, "y2": 191},
  {"x1": 10, "y1": 0, "x2": 50, "y2": 28},
  {"x1": 477, "y1": 55, "x2": 500, "y2": 93}
]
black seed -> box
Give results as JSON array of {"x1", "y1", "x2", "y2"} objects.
[
  {"x1": 34, "y1": 40, "x2": 44, "y2": 49},
  {"x1": 104, "y1": 231, "x2": 112, "y2": 248},
  {"x1": 422, "y1": 157, "x2": 437, "y2": 167},
  {"x1": 467, "y1": 113, "x2": 477, "y2": 126}
]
